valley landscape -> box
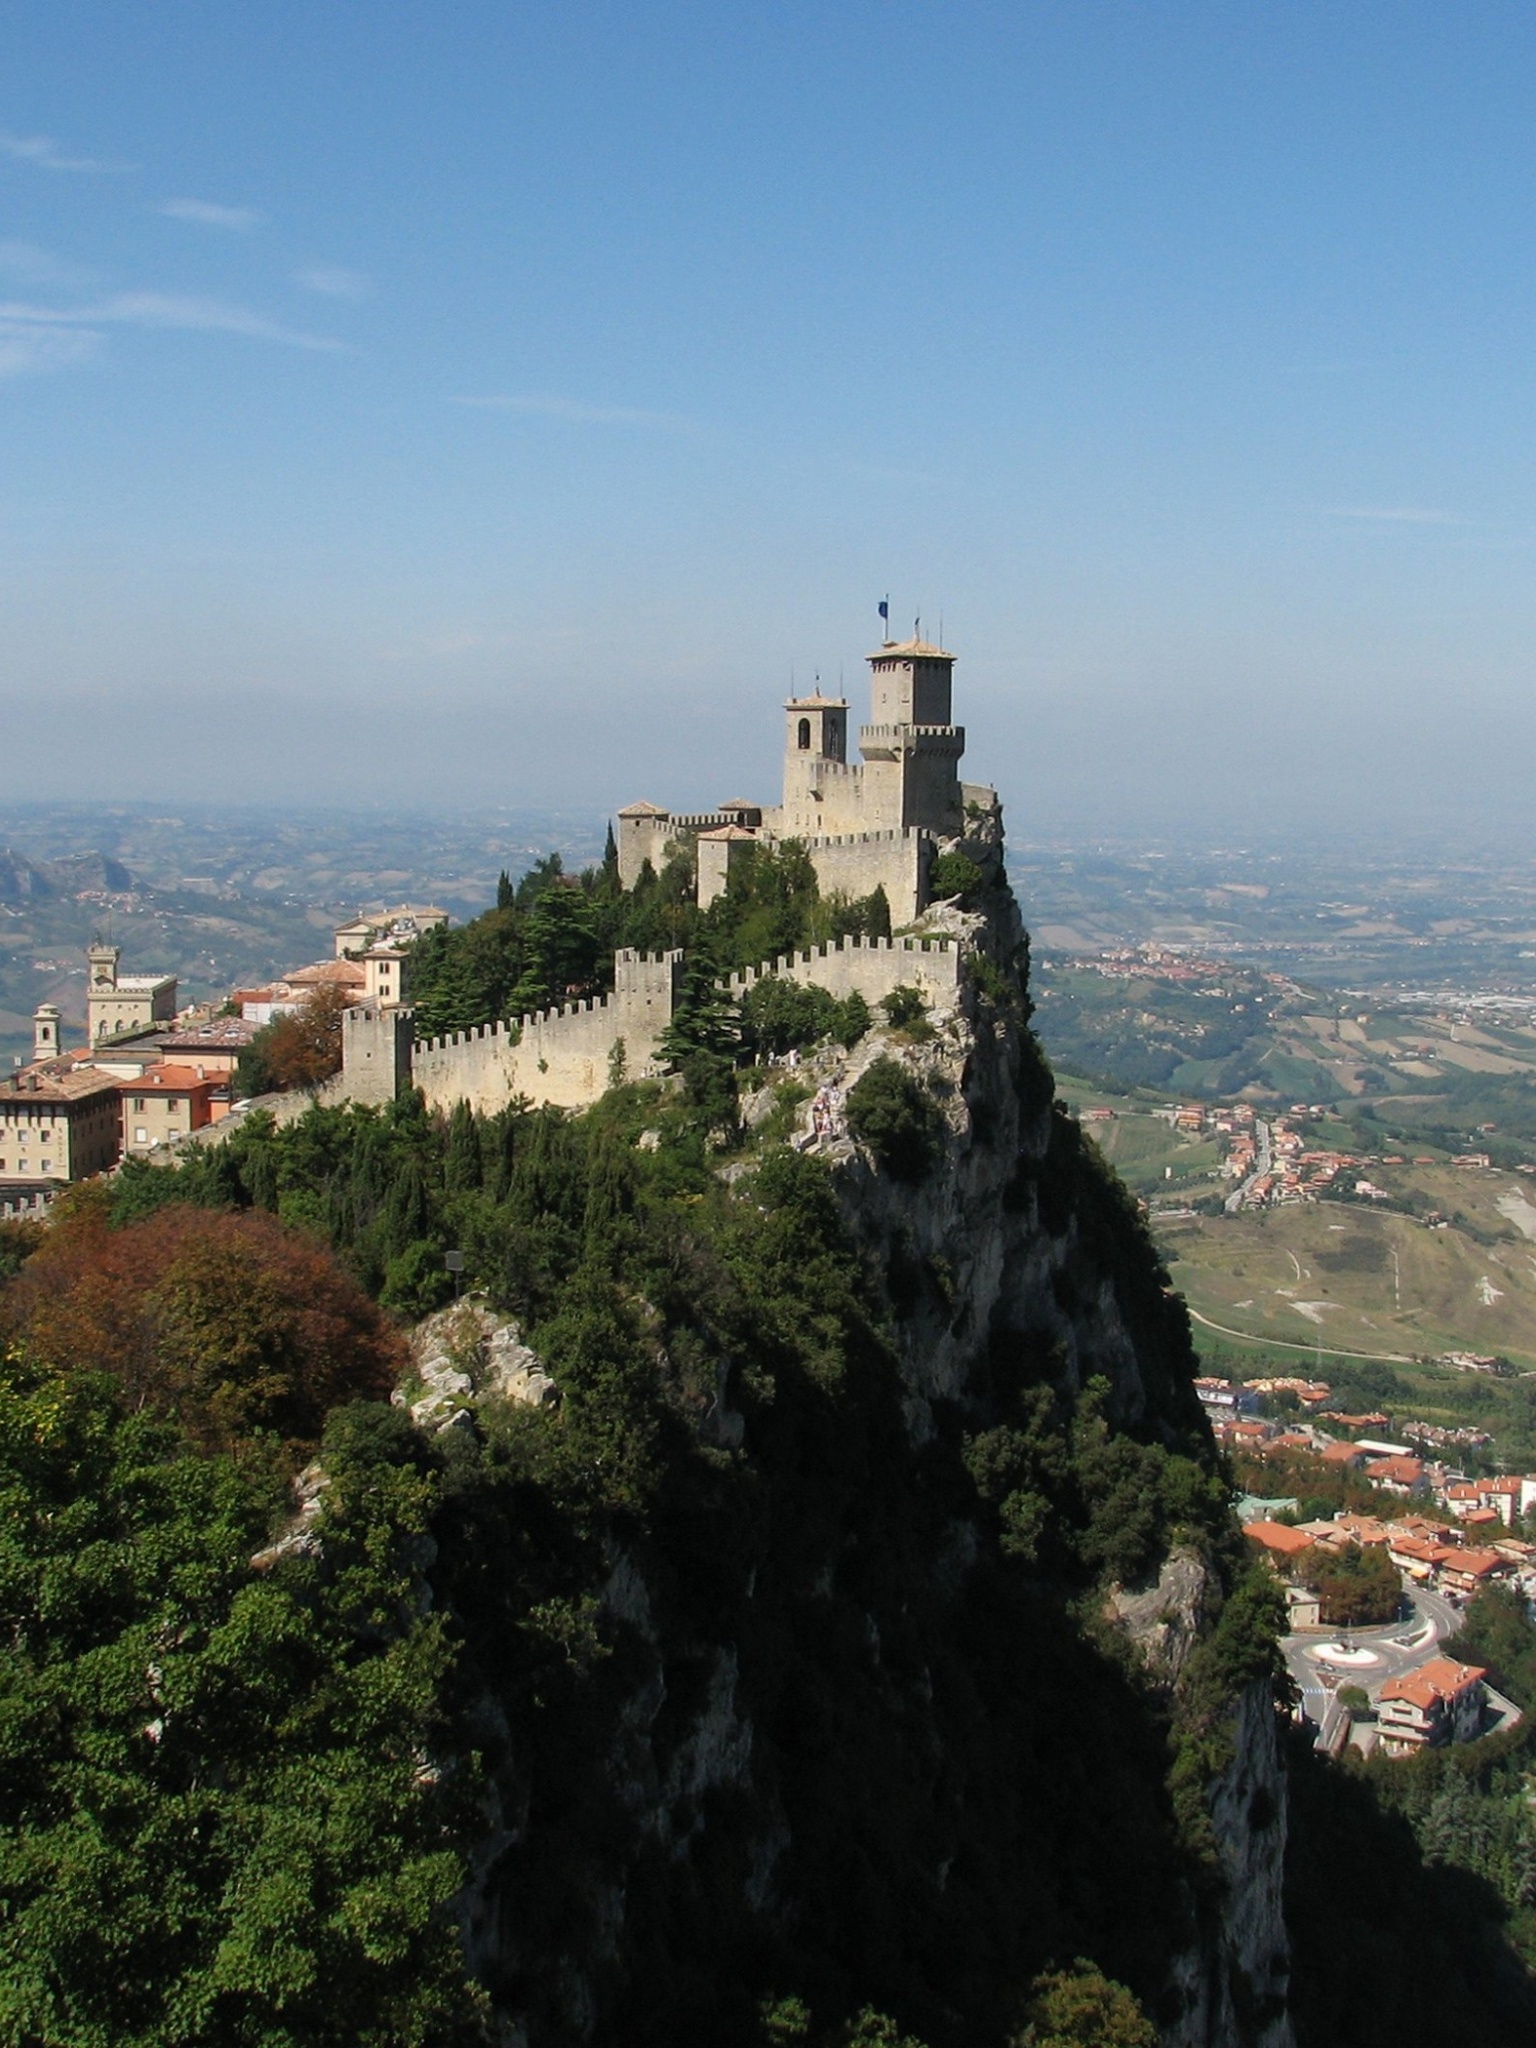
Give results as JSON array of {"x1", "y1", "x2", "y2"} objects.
[{"x1": 8, "y1": 8, "x2": 1536, "y2": 2045}]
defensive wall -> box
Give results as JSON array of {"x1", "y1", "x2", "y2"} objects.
[
  {"x1": 409, "y1": 948, "x2": 683, "y2": 1116},
  {"x1": 794, "y1": 828, "x2": 928, "y2": 913},
  {"x1": 723, "y1": 932, "x2": 960, "y2": 1006},
  {"x1": 336, "y1": 932, "x2": 964, "y2": 1118},
  {"x1": 617, "y1": 810, "x2": 733, "y2": 889}
]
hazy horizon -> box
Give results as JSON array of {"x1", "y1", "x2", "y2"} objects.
[{"x1": 3, "y1": 5, "x2": 1535, "y2": 834}]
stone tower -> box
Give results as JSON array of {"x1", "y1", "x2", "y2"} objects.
[
  {"x1": 857, "y1": 637, "x2": 965, "y2": 836},
  {"x1": 87, "y1": 941, "x2": 119, "y2": 994},
  {"x1": 778, "y1": 688, "x2": 852, "y2": 837},
  {"x1": 32, "y1": 1004, "x2": 61, "y2": 1062}
]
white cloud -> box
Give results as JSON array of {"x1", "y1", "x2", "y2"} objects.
[
  {"x1": 0, "y1": 292, "x2": 349, "y2": 352},
  {"x1": 449, "y1": 392, "x2": 685, "y2": 427},
  {"x1": 295, "y1": 265, "x2": 372, "y2": 299},
  {"x1": 159, "y1": 198, "x2": 263, "y2": 231},
  {"x1": 0, "y1": 320, "x2": 100, "y2": 378},
  {"x1": 1325, "y1": 506, "x2": 1459, "y2": 525},
  {"x1": 0, "y1": 240, "x2": 92, "y2": 288},
  {"x1": 0, "y1": 129, "x2": 132, "y2": 174}
]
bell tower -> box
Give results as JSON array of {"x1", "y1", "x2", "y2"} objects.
[
  {"x1": 32, "y1": 1004, "x2": 61, "y2": 1062},
  {"x1": 784, "y1": 690, "x2": 847, "y2": 764}
]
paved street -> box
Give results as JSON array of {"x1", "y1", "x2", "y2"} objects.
[
  {"x1": 1285, "y1": 1583, "x2": 1463, "y2": 1726},
  {"x1": 1224, "y1": 1116, "x2": 1272, "y2": 1213}
]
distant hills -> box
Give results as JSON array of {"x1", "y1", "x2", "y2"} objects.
[{"x1": 0, "y1": 847, "x2": 136, "y2": 904}]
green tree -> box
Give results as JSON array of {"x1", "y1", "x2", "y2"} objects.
[
  {"x1": 846, "y1": 1057, "x2": 945, "y2": 1182},
  {"x1": 0, "y1": 1360, "x2": 477, "y2": 2047},
  {"x1": 928, "y1": 849, "x2": 984, "y2": 904},
  {"x1": 1014, "y1": 1960, "x2": 1157, "y2": 2046},
  {"x1": 443, "y1": 1100, "x2": 483, "y2": 1194}
]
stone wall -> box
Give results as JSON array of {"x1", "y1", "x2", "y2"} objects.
[
  {"x1": 410, "y1": 949, "x2": 684, "y2": 1116},
  {"x1": 341, "y1": 934, "x2": 961, "y2": 1120},
  {"x1": 723, "y1": 932, "x2": 959, "y2": 1008},
  {"x1": 617, "y1": 811, "x2": 732, "y2": 890},
  {"x1": 799, "y1": 828, "x2": 928, "y2": 918},
  {"x1": 341, "y1": 1003, "x2": 415, "y2": 1105}
]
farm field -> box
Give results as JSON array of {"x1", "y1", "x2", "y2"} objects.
[{"x1": 1159, "y1": 1197, "x2": 1536, "y2": 1370}]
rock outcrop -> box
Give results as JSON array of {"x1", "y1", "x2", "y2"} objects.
[
  {"x1": 432, "y1": 882, "x2": 1295, "y2": 2045},
  {"x1": 400, "y1": 1300, "x2": 557, "y2": 1430}
]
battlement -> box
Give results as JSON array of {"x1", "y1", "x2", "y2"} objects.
[
  {"x1": 415, "y1": 1016, "x2": 515, "y2": 1058},
  {"x1": 723, "y1": 932, "x2": 961, "y2": 1009},
  {"x1": 795, "y1": 826, "x2": 924, "y2": 850},
  {"x1": 859, "y1": 723, "x2": 965, "y2": 750}
]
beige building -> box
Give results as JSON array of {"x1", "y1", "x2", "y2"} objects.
[
  {"x1": 0, "y1": 1058, "x2": 122, "y2": 1182},
  {"x1": 120, "y1": 1065, "x2": 220, "y2": 1157},
  {"x1": 361, "y1": 943, "x2": 410, "y2": 1006},
  {"x1": 617, "y1": 633, "x2": 999, "y2": 922},
  {"x1": 333, "y1": 905, "x2": 449, "y2": 958},
  {"x1": 1377, "y1": 1657, "x2": 1487, "y2": 1755},
  {"x1": 86, "y1": 943, "x2": 178, "y2": 1044}
]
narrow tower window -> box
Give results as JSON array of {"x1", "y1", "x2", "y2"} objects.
[{"x1": 797, "y1": 718, "x2": 811, "y2": 751}]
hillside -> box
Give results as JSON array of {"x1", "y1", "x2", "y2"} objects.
[
  {"x1": 0, "y1": 802, "x2": 605, "y2": 1068},
  {"x1": 4, "y1": 854, "x2": 1536, "y2": 2044},
  {"x1": 1035, "y1": 956, "x2": 1536, "y2": 1140}
]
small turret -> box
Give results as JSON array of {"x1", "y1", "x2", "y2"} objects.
[{"x1": 32, "y1": 1004, "x2": 60, "y2": 1063}]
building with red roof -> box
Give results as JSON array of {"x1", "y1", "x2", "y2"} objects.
[{"x1": 1378, "y1": 1657, "x2": 1487, "y2": 1754}]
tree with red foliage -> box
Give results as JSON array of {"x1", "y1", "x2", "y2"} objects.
[
  {"x1": 1, "y1": 1193, "x2": 404, "y2": 1453},
  {"x1": 237, "y1": 981, "x2": 351, "y2": 1097}
]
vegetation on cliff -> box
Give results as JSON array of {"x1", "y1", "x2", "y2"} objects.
[
  {"x1": 9, "y1": 846, "x2": 1531, "y2": 2045},
  {"x1": 405, "y1": 839, "x2": 893, "y2": 1042}
]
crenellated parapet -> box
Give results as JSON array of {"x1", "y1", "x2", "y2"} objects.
[
  {"x1": 338, "y1": 930, "x2": 969, "y2": 1121},
  {"x1": 723, "y1": 933, "x2": 960, "y2": 1008},
  {"x1": 405, "y1": 949, "x2": 684, "y2": 1116}
]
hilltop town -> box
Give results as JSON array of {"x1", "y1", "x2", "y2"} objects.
[{"x1": 2, "y1": 632, "x2": 1001, "y2": 1205}]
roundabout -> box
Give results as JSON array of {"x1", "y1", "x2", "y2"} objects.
[{"x1": 1306, "y1": 1641, "x2": 1382, "y2": 1668}]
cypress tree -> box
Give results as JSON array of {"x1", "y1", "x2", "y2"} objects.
[{"x1": 444, "y1": 1099, "x2": 483, "y2": 1192}]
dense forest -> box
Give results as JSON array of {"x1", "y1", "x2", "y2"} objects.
[{"x1": 5, "y1": 846, "x2": 1536, "y2": 2044}]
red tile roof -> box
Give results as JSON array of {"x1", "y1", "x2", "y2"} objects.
[
  {"x1": 1244, "y1": 1520, "x2": 1312, "y2": 1558},
  {"x1": 1379, "y1": 1657, "x2": 1485, "y2": 1710}
]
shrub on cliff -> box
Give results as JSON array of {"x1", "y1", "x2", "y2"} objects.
[
  {"x1": 846, "y1": 1056, "x2": 945, "y2": 1181},
  {"x1": 739, "y1": 976, "x2": 871, "y2": 1059},
  {"x1": 0, "y1": 1196, "x2": 404, "y2": 1456},
  {"x1": 928, "y1": 849, "x2": 984, "y2": 905}
]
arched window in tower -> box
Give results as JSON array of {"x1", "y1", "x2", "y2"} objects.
[{"x1": 797, "y1": 717, "x2": 811, "y2": 751}]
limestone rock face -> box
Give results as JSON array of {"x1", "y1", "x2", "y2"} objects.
[
  {"x1": 1108, "y1": 1546, "x2": 1216, "y2": 1688},
  {"x1": 1166, "y1": 1681, "x2": 1295, "y2": 2048},
  {"x1": 402, "y1": 1300, "x2": 557, "y2": 1430},
  {"x1": 441, "y1": 887, "x2": 1296, "y2": 2043},
  {"x1": 249, "y1": 1460, "x2": 330, "y2": 1572}
]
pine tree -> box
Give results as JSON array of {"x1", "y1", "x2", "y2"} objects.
[{"x1": 444, "y1": 1100, "x2": 483, "y2": 1193}]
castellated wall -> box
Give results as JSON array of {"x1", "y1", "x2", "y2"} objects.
[
  {"x1": 340, "y1": 934, "x2": 961, "y2": 1121},
  {"x1": 410, "y1": 949, "x2": 684, "y2": 1116},
  {"x1": 723, "y1": 932, "x2": 960, "y2": 1008},
  {"x1": 617, "y1": 812, "x2": 731, "y2": 890}
]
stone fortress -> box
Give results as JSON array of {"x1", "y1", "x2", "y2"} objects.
[
  {"x1": 616, "y1": 633, "x2": 999, "y2": 922},
  {"x1": 335, "y1": 629, "x2": 996, "y2": 1118}
]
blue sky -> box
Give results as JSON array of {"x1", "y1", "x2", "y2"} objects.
[{"x1": 3, "y1": 3, "x2": 1536, "y2": 840}]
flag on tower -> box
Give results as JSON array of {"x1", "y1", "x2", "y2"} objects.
[{"x1": 878, "y1": 597, "x2": 889, "y2": 625}]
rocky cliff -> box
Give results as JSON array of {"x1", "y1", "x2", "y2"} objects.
[{"x1": 409, "y1": 880, "x2": 1294, "y2": 2047}]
